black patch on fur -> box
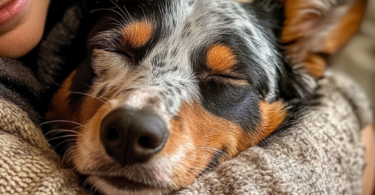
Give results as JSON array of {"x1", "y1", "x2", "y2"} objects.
[
  {"x1": 192, "y1": 33, "x2": 269, "y2": 132},
  {"x1": 87, "y1": 0, "x2": 176, "y2": 67},
  {"x1": 97, "y1": 86, "x2": 107, "y2": 97},
  {"x1": 69, "y1": 58, "x2": 97, "y2": 110},
  {"x1": 198, "y1": 76, "x2": 261, "y2": 132},
  {"x1": 200, "y1": 151, "x2": 223, "y2": 176},
  {"x1": 189, "y1": 1, "x2": 314, "y2": 133}
]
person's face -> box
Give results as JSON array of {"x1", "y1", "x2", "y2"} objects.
[{"x1": 0, "y1": 0, "x2": 51, "y2": 59}]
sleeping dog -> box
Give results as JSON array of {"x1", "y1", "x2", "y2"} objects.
[{"x1": 47, "y1": 0, "x2": 366, "y2": 194}]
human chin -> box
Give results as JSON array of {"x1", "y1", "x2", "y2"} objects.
[{"x1": 0, "y1": 0, "x2": 50, "y2": 58}]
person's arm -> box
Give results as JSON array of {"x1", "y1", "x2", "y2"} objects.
[{"x1": 362, "y1": 124, "x2": 375, "y2": 195}]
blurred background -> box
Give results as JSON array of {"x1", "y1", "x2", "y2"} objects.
[
  {"x1": 335, "y1": 2, "x2": 375, "y2": 194},
  {"x1": 333, "y1": 0, "x2": 375, "y2": 105}
]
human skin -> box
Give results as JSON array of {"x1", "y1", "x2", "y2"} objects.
[
  {"x1": 0, "y1": 0, "x2": 51, "y2": 59},
  {"x1": 362, "y1": 124, "x2": 375, "y2": 195}
]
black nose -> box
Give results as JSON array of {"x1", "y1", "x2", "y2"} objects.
[{"x1": 100, "y1": 107, "x2": 168, "y2": 166}]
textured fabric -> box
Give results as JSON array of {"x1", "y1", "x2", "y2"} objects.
[
  {"x1": 0, "y1": 99, "x2": 87, "y2": 194},
  {"x1": 172, "y1": 71, "x2": 372, "y2": 195},
  {"x1": 0, "y1": 71, "x2": 371, "y2": 195},
  {"x1": 0, "y1": 58, "x2": 43, "y2": 124}
]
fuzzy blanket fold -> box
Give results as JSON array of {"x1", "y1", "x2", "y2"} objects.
[
  {"x1": 0, "y1": 70, "x2": 372, "y2": 194},
  {"x1": 0, "y1": 99, "x2": 87, "y2": 194}
]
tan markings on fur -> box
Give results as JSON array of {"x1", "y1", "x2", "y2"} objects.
[
  {"x1": 304, "y1": 54, "x2": 327, "y2": 79},
  {"x1": 323, "y1": 0, "x2": 367, "y2": 54},
  {"x1": 207, "y1": 45, "x2": 237, "y2": 72},
  {"x1": 281, "y1": 0, "x2": 327, "y2": 78},
  {"x1": 73, "y1": 99, "x2": 122, "y2": 172},
  {"x1": 166, "y1": 101, "x2": 243, "y2": 186},
  {"x1": 46, "y1": 71, "x2": 76, "y2": 123},
  {"x1": 78, "y1": 93, "x2": 107, "y2": 125},
  {"x1": 258, "y1": 100, "x2": 287, "y2": 139},
  {"x1": 281, "y1": 0, "x2": 366, "y2": 79},
  {"x1": 308, "y1": 0, "x2": 366, "y2": 78},
  {"x1": 166, "y1": 100, "x2": 286, "y2": 186},
  {"x1": 122, "y1": 21, "x2": 153, "y2": 48},
  {"x1": 74, "y1": 103, "x2": 116, "y2": 172},
  {"x1": 281, "y1": 0, "x2": 319, "y2": 44}
]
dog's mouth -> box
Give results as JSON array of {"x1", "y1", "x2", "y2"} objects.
[
  {"x1": 88, "y1": 174, "x2": 175, "y2": 195},
  {"x1": 100, "y1": 176, "x2": 156, "y2": 190}
]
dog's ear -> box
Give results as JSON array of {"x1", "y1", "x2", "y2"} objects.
[{"x1": 281, "y1": 0, "x2": 367, "y2": 78}]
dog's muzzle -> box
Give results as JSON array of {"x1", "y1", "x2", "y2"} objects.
[{"x1": 100, "y1": 107, "x2": 169, "y2": 166}]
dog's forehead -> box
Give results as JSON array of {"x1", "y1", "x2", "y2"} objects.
[
  {"x1": 115, "y1": 0, "x2": 262, "y2": 43},
  {"x1": 132, "y1": 0, "x2": 276, "y2": 64},
  {"x1": 90, "y1": 0, "x2": 282, "y2": 102},
  {"x1": 104, "y1": 0, "x2": 281, "y2": 100}
]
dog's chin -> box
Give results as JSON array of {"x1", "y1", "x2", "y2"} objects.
[{"x1": 88, "y1": 176, "x2": 174, "y2": 195}]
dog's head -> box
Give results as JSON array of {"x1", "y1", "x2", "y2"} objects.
[{"x1": 47, "y1": 0, "x2": 366, "y2": 194}]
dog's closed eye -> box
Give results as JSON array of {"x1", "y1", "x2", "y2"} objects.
[
  {"x1": 111, "y1": 50, "x2": 133, "y2": 61},
  {"x1": 204, "y1": 74, "x2": 249, "y2": 86}
]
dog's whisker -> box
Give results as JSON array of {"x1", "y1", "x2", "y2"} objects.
[
  {"x1": 90, "y1": 186, "x2": 99, "y2": 195},
  {"x1": 47, "y1": 135, "x2": 78, "y2": 142},
  {"x1": 90, "y1": 7, "x2": 116, "y2": 14},
  {"x1": 107, "y1": 17, "x2": 125, "y2": 28},
  {"x1": 39, "y1": 120, "x2": 83, "y2": 127},
  {"x1": 173, "y1": 163, "x2": 197, "y2": 181},
  {"x1": 109, "y1": 9, "x2": 128, "y2": 24},
  {"x1": 82, "y1": 179, "x2": 98, "y2": 195},
  {"x1": 70, "y1": 91, "x2": 108, "y2": 103},
  {"x1": 62, "y1": 146, "x2": 78, "y2": 165},
  {"x1": 196, "y1": 146, "x2": 231, "y2": 159},
  {"x1": 121, "y1": 5, "x2": 133, "y2": 20},
  {"x1": 194, "y1": 156, "x2": 221, "y2": 163},
  {"x1": 45, "y1": 129, "x2": 81, "y2": 136},
  {"x1": 186, "y1": 167, "x2": 202, "y2": 176},
  {"x1": 108, "y1": 0, "x2": 130, "y2": 22},
  {"x1": 54, "y1": 139, "x2": 78, "y2": 150}
]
